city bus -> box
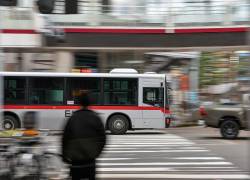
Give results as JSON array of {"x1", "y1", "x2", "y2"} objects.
[{"x1": 1, "y1": 69, "x2": 171, "y2": 134}]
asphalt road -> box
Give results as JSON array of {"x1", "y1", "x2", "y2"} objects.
[
  {"x1": 1, "y1": 126, "x2": 249, "y2": 180},
  {"x1": 166, "y1": 126, "x2": 250, "y2": 173}
]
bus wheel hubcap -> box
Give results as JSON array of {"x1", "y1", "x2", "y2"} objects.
[
  {"x1": 3, "y1": 120, "x2": 14, "y2": 130},
  {"x1": 114, "y1": 120, "x2": 124, "y2": 130}
]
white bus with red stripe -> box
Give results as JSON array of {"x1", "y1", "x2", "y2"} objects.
[{"x1": 1, "y1": 70, "x2": 171, "y2": 134}]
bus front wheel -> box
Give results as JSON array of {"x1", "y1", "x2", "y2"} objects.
[
  {"x1": 108, "y1": 115, "x2": 129, "y2": 135},
  {"x1": 2, "y1": 115, "x2": 19, "y2": 130}
]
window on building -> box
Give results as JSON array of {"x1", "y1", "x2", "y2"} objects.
[
  {"x1": 29, "y1": 77, "x2": 64, "y2": 105},
  {"x1": 104, "y1": 78, "x2": 137, "y2": 105},
  {"x1": 4, "y1": 77, "x2": 26, "y2": 104},
  {"x1": 74, "y1": 52, "x2": 98, "y2": 72},
  {"x1": 67, "y1": 77, "x2": 101, "y2": 105}
]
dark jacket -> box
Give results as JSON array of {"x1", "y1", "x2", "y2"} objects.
[{"x1": 62, "y1": 108, "x2": 106, "y2": 166}]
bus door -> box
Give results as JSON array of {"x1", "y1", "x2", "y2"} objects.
[{"x1": 140, "y1": 78, "x2": 165, "y2": 128}]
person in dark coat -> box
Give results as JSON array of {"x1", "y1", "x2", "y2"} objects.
[{"x1": 62, "y1": 92, "x2": 106, "y2": 180}]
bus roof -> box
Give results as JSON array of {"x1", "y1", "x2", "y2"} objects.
[{"x1": 1, "y1": 71, "x2": 166, "y2": 79}]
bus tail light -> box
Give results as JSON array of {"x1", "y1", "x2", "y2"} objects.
[
  {"x1": 199, "y1": 106, "x2": 207, "y2": 116},
  {"x1": 165, "y1": 118, "x2": 171, "y2": 128}
]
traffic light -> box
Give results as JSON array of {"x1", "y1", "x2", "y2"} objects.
[
  {"x1": 0, "y1": 0, "x2": 17, "y2": 6},
  {"x1": 36, "y1": 0, "x2": 55, "y2": 14}
]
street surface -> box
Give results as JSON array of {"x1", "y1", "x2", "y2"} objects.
[
  {"x1": 1, "y1": 126, "x2": 249, "y2": 179},
  {"x1": 44, "y1": 126, "x2": 250, "y2": 180},
  {"x1": 166, "y1": 126, "x2": 250, "y2": 174}
]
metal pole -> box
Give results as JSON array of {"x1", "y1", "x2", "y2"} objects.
[
  {"x1": 0, "y1": 8, "x2": 4, "y2": 130},
  {"x1": 247, "y1": 0, "x2": 250, "y2": 173},
  {"x1": 166, "y1": 0, "x2": 173, "y2": 28}
]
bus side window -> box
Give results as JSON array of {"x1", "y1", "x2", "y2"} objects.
[
  {"x1": 31, "y1": 93, "x2": 40, "y2": 104},
  {"x1": 4, "y1": 77, "x2": 26, "y2": 104},
  {"x1": 103, "y1": 79, "x2": 137, "y2": 105},
  {"x1": 29, "y1": 77, "x2": 64, "y2": 105},
  {"x1": 5, "y1": 89, "x2": 15, "y2": 99},
  {"x1": 67, "y1": 78, "x2": 101, "y2": 105}
]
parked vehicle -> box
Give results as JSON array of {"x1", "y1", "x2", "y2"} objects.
[{"x1": 200, "y1": 94, "x2": 250, "y2": 139}]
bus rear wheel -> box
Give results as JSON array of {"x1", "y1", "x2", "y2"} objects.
[
  {"x1": 108, "y1": 115, "x2": 129, "y2": 135},
  {"x1": 3, "y1": 115, "x2": 19, "y2": 130}
]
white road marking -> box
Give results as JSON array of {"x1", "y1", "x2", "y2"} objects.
[
  {"x1": 172, "y1": 157, "x2": 225, "y2": 160},
  {"x1": 107, "y1": 142, "x2": 194, "y2": 145},
  {"x1": 103, "y1": 149, "x2": 208, "y2": 153},
  {"x1": 97, "y1": 168, "x2": 241, "y2": 172},
  {"x1": 172, "y1": 166, "x2": 238, "y2": 169},
  {"x1": 98, "y1": 156, "x2": 226, "y2": 161},
  {"x1": 97, "y1": 174, "x2": 250, "y2": 179},
  {"x1": 105, "y1": 144, "x2": 192, "y2": 147},
  {"x1": 97, "y1": 158, "x2": 135, "y2": 161},
  {"x1": 110, "y1": 135, "x2": 181, "y2": 137},
  {"x1": 98, "y1": 162, "x2": 233, "y2": 166},
  {"x1": 97, "y1": 167, "x2": 173, "y2": 171},
  {"x1": 104, "y1": 147, "x2": 205, "y2": 150},
  {"x1": 109, "y1": 138, "x2": 190, "y2": 141}
]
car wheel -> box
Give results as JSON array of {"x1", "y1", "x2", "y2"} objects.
[
  {"x1": 108, "y1": 115, "x2": 129, "y2": 135},
  {"x1": 220, "y1": 120, "x2": 239, "y2": 139},
  {"x1": 3, "y1": 115, "x2": 19, "y2": 130}
]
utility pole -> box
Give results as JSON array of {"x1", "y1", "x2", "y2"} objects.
[{"x1": 0, "y1": 8, "x2": 3, "y2": 130}]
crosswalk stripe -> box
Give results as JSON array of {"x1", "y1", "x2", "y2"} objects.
[
  {"x1": 97, "y1": 174, "x2": 250, "y2": 179},
  {"x1": 110, "y1": 135, "x2": 180, "y2": 137},
  {"x1": 97, "y1": 158, "x2": 135, "y2": 160},
  {"x1": 97, "y1": 167, "x2": 242, "y2": 172},
  {"x1": 109, "y1": 138, "x2": 190, "y2": 141},
  {"x1": 98, "y1": 167, "x2": 173, "y2": 171},
  {"x1": 105, "y1": 144, "x2": 192, "y2": 147},
  {"x1": 108, "y1": 142, "x2": 194, "y2": 145},
  {"x1": 97, "y1": 156, "x2": 225, "y2": 160},
  {"x1": 104, "y1": 147, "x2": 205, "y2": 150},
  {"x1": 98, "y1": 162, "x2": 233, "y2": 166},
  {"x1": 166, "y1": 166, "x2": 238, "y2": 169},
  {"x1": 172, "y1": 157, "x2": 225, "y2": 160},
  {"x1": 103, "y1": 149, "x2": 208, "y2": 153}
]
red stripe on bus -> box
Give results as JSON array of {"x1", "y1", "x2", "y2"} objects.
[
  {"x1": 64, "y1": 28, "x2": 165, "y2": 34},
  {"x1": 174, "y1": 27, "x2": 248, "y2": 33},
  {"x1": 3, "y1": 105, "x2": 170, "y2": 113},
  {"x1": 63, "y1": 27, "x2": 248, "y2": 34},
  {"x1": 1, "y1": 27, "x2": 247, "y2": 34},
  {"x1": 2, "y1": 29, "x2": 37, "y2": 34}
]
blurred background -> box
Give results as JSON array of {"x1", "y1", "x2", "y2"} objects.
[{"x1": 0, "y1": 1, "x2": 250, "y2": 179}]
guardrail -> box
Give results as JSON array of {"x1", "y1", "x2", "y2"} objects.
[
  {"x1": 0, "y1": 0, "x2": 249, "y2": 29},
  {"x1": 51, "y1": 0, "x2": 250, "y2": 27}
]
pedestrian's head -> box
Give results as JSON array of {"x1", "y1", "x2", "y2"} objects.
[{"x1": 79, "y1": 91, "x2": 91, "y2": 108}]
